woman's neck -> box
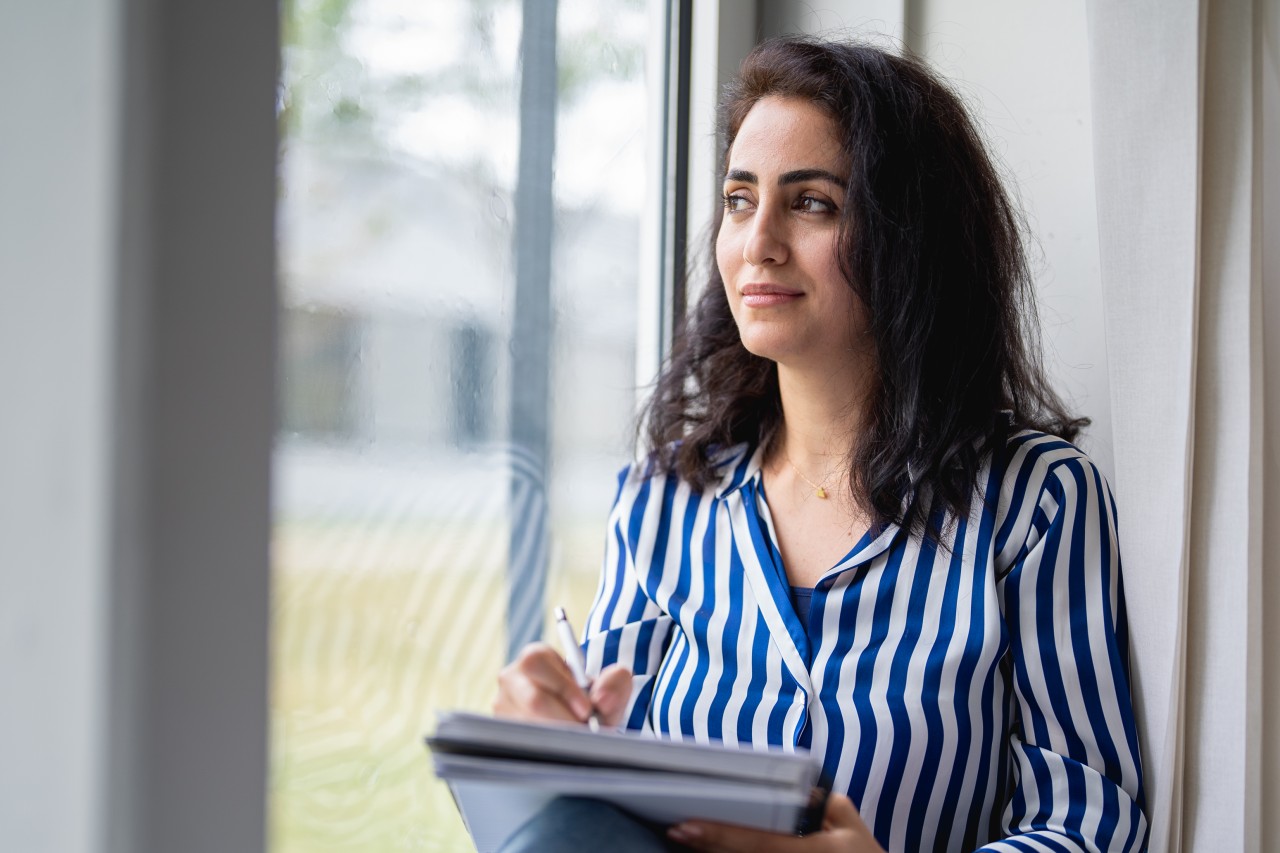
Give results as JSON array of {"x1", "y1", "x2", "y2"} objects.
[{"x1": 772, "y1": 358, "x2": 875, "y2": 477}]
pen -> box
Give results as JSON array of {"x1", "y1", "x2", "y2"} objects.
[{"x1": 553, "y1": 606, "x2": 600, "y2": 732}]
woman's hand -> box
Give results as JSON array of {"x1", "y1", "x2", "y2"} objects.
[
  {"x1": 493, "y1": 642, "x2": 634, "y2": 728},
  {"x1": 666, "y1": 794, "x2": 884, "y2": 853}
]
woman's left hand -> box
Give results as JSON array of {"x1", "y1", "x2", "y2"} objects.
[{"x1": 665, "y1": 794, "x2": 885, "y2": 852}]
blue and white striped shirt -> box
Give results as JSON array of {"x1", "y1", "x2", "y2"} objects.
[{"x1": 582, "y1": 429, "x2": 1147, "y2": 852}]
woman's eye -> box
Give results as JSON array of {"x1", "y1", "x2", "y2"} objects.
[
  {"x1": 796, "y1": 195, "x2": 835, "y2": 214},
  {"x1": 722, "y1": 192, "x2": 751, "y2": 213}
]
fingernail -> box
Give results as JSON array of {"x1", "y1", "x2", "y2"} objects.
[
  {"x1": 572, "y1": 697, "x2": 592, "y2": 719},
  {"x1": 669, "y1": 822, "x2": 701, "y2": 839}
]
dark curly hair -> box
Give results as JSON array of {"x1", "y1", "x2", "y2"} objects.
[{"x1": 641, "y1": 36, "x2": 1086, "y2": 537}]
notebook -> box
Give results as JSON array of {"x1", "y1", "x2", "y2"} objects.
[{"x1": 427, "y1": 712, "x2": 827, "y2": 852}]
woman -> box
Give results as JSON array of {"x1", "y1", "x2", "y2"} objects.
[{"x1": 496, "y1": 36, "x2": 1147, "y2": 852}]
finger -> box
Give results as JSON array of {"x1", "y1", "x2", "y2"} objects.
[
  {"x1": 820, "y1": 794, "x2": 860, "y2": 830},
  {"x1": 666, "y1": 821, "x2": 810, "y2": 852},
  {"x1": 496, "y1": 643, "x2": 593, "y2": 721},
  {"x1": 520, "y1": 654, "x2": 595, "y2": 721},
  {"x1": 517, "y1": 644, "x2": 587, "y2": 701},
  {"x1": 494, "y1": 669, "x2": 582, "y2": 722},
  {"x1": 818, "y1": 795, "x2": 881, "y2": 850},
  {"x1": 589, "y1": 664, "x2": 634, "y2": 726}
]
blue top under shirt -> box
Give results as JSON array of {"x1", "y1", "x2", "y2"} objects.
[{"x1": 789, "y1": 586, "x2": 813, "y2": 635}]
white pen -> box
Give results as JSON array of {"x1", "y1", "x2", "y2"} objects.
[{"x1": 553, "y1": 606, "x2": 600, "y2": 732}]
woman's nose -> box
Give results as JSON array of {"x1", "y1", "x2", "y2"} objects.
[{"x1": 742, "y1": 209, "x2": 788, "y2": 267}]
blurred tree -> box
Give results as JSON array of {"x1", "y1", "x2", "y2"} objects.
[{"x1": 279, "y1": 0, "x2": 645, "y2": 165}]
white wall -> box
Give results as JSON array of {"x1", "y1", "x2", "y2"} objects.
[
  {"x1": 0, "y1": 1, "x2": 120, "y2": 849},
  {"x1": 763, "y1": 0, "x2": 906, "y2": 48},
  {"x1": 908, "y1": 0, "x2": 1112, "y2": 476}
]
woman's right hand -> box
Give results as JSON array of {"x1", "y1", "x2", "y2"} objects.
[{"x1": 494, "y1": 642, "x2": 634, "y2": 728}]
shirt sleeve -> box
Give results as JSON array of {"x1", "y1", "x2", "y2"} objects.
[
  {"x1": 982, "y1": 455, "x2": 1149, "y2": 852},
  {"x1": 580, "y1": 462, "x2": 676, "y2": 733}
]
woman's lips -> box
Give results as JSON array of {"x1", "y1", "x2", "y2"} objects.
[{"x1": 740, "y1": 283, "x2": 803, "y2": 308}]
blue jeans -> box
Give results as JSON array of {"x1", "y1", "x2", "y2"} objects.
[{"x1": 498, "y1": 797, "x2": 689, "y2": 853}]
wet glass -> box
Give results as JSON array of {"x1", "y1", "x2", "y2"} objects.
[{"x1": 272, "y1": 0, "x2": 656, "y2": 848}]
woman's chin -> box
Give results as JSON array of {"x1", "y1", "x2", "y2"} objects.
[
  {"x1": 737, "y1": 334, "x2": 787, "y2": 362},
  {"x1": 737, "y1": 317, "x2": 817, "y2": 355}
]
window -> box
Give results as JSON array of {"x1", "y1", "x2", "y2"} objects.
[{"x1": 272, "y1": 0, "x2": 668, "y2": 848}]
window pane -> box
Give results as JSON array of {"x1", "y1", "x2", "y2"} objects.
[{"x1": 272, "y1": 0, "x2": 658, "y2": 849}]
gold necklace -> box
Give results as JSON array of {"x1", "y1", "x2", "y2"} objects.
[{"x1": 783, "y1": 450, "x2": 831, "y2": 500}]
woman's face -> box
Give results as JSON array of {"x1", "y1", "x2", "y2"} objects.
[{"x1": 716, "y1": 96, "x2": 871, "y2": 371}]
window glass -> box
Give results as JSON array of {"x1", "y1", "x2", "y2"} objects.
[{"x1": 272, "y1": 0, "x2": 656, "y2": 848}]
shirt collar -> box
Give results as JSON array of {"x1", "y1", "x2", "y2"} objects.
[{"x1": 712, "y1": 442, "x2": 764, "y2": 499}]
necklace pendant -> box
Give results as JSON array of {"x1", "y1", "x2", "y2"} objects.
[{"x1": 816, "y1": 487, "x2": 828, "y2": 499}]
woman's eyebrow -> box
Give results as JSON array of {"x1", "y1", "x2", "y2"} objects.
[
  {"x1": 723, "y1": 168, "x2": 845, "y2": 186},
  {"x1": 779, "y1": 168, "x2": 845, "y2": 186}
]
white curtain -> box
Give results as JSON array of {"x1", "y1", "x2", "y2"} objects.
[{"x1": 1085, "y1": 0, "x2": 1277, "y2": 849}]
